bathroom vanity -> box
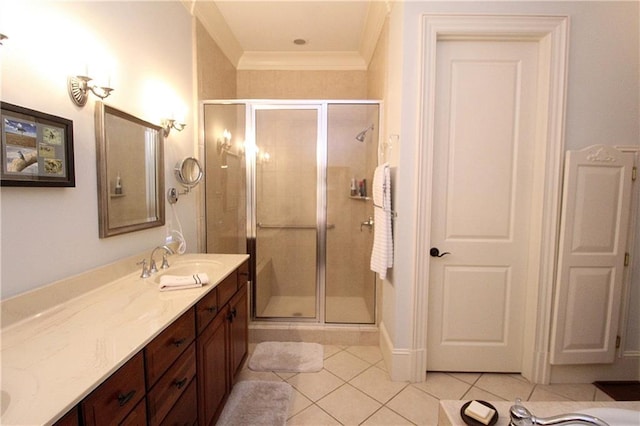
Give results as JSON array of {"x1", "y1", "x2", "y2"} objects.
[{"x1": 0, "y1": 253, "x2": 249, "y2": 425}]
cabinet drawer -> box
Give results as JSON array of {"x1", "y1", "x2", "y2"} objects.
[
  {"x1": 147, "y1": 342, "x2": 197, "y2": 426},
  {"x1": 195, "y1": 287, "x2": 218, "y2": 335},
  {"x1": 238, "y1": 260, "x2": 249, "y2": 286},
  {"x1": 159, "y1": 377, "x2": 198, "y2": 426},
  {"x1": 119, "y1": 399, "x2": 147, "y2": 426},
  {"x1": 81, "y1": 351, "x2": 145, "y2": 426},
  {"x1": 217, "y1": 272, "x2": 238, "y2": 308},
  {"x1": 145, "y1": 308, "x2": 195, "y2": 387}
]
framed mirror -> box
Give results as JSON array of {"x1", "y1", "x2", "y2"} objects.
[{"x1": 95, "y1": 102, "x2": 165, "y2": 238}]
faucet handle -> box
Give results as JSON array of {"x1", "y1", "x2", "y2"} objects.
[
  {"x1": 137, "y1": 259, "x2": 150, "y2": 278},
  {"x1": 161, "y1": 253, "x2": 170, "y2": 269},
  {"x1": 510, "y1": 398, "x2": 533, "y2": 426},
  {"x1": 149, "y1": 258, "x2": 159, "y2": 274}
]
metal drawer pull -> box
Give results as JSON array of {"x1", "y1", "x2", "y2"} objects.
[
  {"x1": 174, "y1": 377, "x2": 188, "y2": 389},
  {"x1": 206, "y1": 306, "x2": 217, "y2": 314},
  {"x1": 117, "y1": 390, "x2": 136, "y2": 407},
  {"x1": 173, "y1": 338, "x2": 186, "y2": 347}
]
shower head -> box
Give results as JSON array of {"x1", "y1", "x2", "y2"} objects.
[{"x1": 355, "y1": 124, "x2": 374, "y2": 142}]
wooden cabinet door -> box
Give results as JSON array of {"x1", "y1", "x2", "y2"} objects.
[
  {"x1": 229, "y1": 283, "x2": 248, "y2": 382},
  {"x1": 197, "y1": 311, "x2": 228, "y2": 426}
]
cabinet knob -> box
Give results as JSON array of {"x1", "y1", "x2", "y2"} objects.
[
  {"x1": 174, "y1": 377, "x2": 188, "y2": 389},
  {"x1": 206, "y1": 306, "x2": 217, "y2": 314},
  {"x1": 173, "y1": 338, "x2": 186, "y2": 347},
  {"x1": 117, "y1": 390, "x2": 136, "y2": 407}
]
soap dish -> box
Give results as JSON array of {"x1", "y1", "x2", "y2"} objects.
[{"x1": 460, "y1": 400, "x2": 498, "y2": 426}]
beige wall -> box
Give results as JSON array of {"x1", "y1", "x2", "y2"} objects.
[
  {"x1": 367, "y1": 19, "x2": 389, "y2": 101},
  {"x1": 196, "y1": 19, "x2": 237, "y2": 100},
  {"x1": 237, "y1": 70, "x2": 367, "y2": 99}
]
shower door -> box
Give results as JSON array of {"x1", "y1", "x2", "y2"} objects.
[{"x1": 253, "y1": 106, "x2": 321, "y2": 319}]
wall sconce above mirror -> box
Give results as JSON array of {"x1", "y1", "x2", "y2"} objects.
[
  {"x1": 161, "y1": 118, "x2": 186, "y2": 137},
  {"x1": 68, "y1": 76, "x2": 114, "y2": 107},
  {"x1": 167, "y1": 157, "x2": 203, "y2": 205},
  {"x1": 217, "y1": 129, "x2": 232, "y2": 153}
]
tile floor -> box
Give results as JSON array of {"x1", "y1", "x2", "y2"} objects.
[{"x1": 237, "y1": 344, "x2": 614, "y2": 426}]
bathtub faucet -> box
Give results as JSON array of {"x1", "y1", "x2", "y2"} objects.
[{"x1": 509, "y1": 399, "x2": 609, "y2": 426}]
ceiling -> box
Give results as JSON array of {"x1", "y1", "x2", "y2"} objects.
[{"x1": 188, "y1": 1, "x2": 390, "y2": 70}]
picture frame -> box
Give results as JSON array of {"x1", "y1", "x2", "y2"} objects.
[{"x1": 1, "y1": 102, "x2": 75, "y2": 187}]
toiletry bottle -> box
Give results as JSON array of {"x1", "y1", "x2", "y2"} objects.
[
  {"x1": 115, "y1": 174, "x2": 122, "y2": 194},
  {"x1": 350, "y1": 178, "x2": 357, "y2": 196}
]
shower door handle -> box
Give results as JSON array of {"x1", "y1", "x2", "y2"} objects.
[{"x1": 360, "y1": 217, "x2": 374, "y2": 231}]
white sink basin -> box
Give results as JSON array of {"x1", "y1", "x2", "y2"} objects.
[
  {"x1": 153, "y1": 259, "x2": 224, "y2": 284},
  {"x1": 574, "y1": 408, "x2": 640, "y2": 426}
]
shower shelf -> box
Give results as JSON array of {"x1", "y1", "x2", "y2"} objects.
[{"x1": 349, "y1": 196, "x2": 371, "y2": 201}]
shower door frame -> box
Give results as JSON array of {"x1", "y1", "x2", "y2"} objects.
[
  {"x1": 203, "y1": 99, "x2": 381, "y2": 324},
  {"x1": 249, "y1": 102, "x2": 327, "y2": 323}
]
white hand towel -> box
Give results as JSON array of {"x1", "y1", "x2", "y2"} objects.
[
  {"x1": 370, "y1": 163, "x2": 393, "y2": 279},
  {"x1": 159, "y1": 273, "x2": 209, "y2": 291}
]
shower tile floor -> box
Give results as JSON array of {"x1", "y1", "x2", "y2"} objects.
[
  {"x1": 237, "y1": 344, "x2": 615, "y2": 425},
  {"x1": 259, "y1": 296, "x2": 374, "y2": 323}
]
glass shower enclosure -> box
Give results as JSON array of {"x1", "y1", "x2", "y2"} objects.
[{"x1": 203, "y1": 101, "x2": 379, "y2": 324}]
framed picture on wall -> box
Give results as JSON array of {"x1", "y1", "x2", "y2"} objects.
[{"x1": 1, "y1": 102, "x2": 75, "y2": 187}]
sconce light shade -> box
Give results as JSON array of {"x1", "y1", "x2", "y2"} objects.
[
  {"x1": 0, "y1": 33, "x2": 8, "y2": 45},
  {"x1": 161, "y1": 118, "x2": 187, "y2": 137},
  {"x1": 68, "y1": 76, "x2": 114, "y2": 107},
  {"x1": 217, "y1": 129, "x2": 232, "y2": 153}
]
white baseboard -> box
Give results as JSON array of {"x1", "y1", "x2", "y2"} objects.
[{"x1": 379, "y1": 321, "x2": 416, "y2": 382}]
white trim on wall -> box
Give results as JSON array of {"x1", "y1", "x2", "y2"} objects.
[{"x1": 414, "y1": 14, "x2": 569, "y2": 384}]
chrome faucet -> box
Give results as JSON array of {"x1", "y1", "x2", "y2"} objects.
[
  {"x1": 509, "y1": 399, "x2": 609, "y2": 426},
  {"x1": 149, "y1": 245, "x2": 175, "y2": 274}
]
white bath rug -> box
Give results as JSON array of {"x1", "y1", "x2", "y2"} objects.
[
  {"x1": 216, "y1": 380, "x2": 293, "y2": 426},
  {"x1": 248, "y1": 341, "x2": 324, "y2": 373}
]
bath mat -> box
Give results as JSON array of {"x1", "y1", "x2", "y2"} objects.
[
  {"x1": 216, "y1": 380, "x2": 293, "y2": 426},
  {"x1": 594, "y1": 381, "x2": 640, "y2": 401},
  {"x1": 248, "y1": 341, "x2": 323, "y2": 373}
]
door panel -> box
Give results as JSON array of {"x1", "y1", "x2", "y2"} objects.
[
  {"x1": 428, "y1": 40, "x2": 540, "y2": 371},
  {"x1": 551, "y1": 145, "x2": 634, "y2": 364}
]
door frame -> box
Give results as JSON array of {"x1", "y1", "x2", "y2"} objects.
[{"x1": 414, "y1": 15, "x2": 569, "y2": 383}]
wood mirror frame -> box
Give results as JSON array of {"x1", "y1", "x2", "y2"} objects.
[{"x1": 95, "y1": 102, "x2": 165, "y2": 238}]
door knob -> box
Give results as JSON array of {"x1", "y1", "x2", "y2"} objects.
[{"x1": 430, "y1": 247, "x2": 450, "y2": 258}]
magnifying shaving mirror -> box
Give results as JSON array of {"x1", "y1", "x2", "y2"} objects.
[{"x1": 168, "y1": 157, "x2": 203, "y2": 204}]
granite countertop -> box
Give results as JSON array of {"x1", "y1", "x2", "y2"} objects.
[
  {"x1": 0, "y1": 253, "x2": 249, "y2": 425},
  {"x1": 438, "y1": 399, "x2": 640, "y2": 426}
]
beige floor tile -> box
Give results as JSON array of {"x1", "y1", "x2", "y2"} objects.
[
  {"x1": 475, "y1": 374, "x2": 535, "y2": 402},
  {"x1": 361, "y1": 407, "x2": 416, "y2": 425},
  {"x1": 414, "y1": 372, "x2": 472, "y2": 400},
  {"x1": 324, "y1": 350, "x2": 371, "y2": 381},
  {"x1": 287, "y1": 369, "x2": 345, "y2": 402},
  {"x1": 236, "y1": 368, "x2": 284, "y2": 382},
  {"x1": 350, "y1": 365, "x2": 409, "y2": 404},
  {"x1": 323, "y1": 345, "x2": 344, "y2": 359},
  {"x1": 462, "y1": 386, "x2": 505, "y2": 401},
  {"x1": 528, "y1": 387, "x2": 572, "y2": 401},
  {"x1": 375, "y1": 359, "x2": 388, "y2": 373},
  {"x1": 317, "y1": 384, "x2": 382, "y2": 425},
  {"x1": 286, "y1": 404, "x2": 342, "y2": 426},
  {"x1": 386, "y1": 385, "x2": 440, "y2": 426},
  {"x1": 535, "y1": 383, "x2": 596, "y2": 401},
  {"x1": 346, "y1": 345, "x2": 383, "y2": 365},
  {"x1": 446, "y1": 372, "x2": 481, "y2": 385},
  {"x1": 288, "y1": 388, "x2": 314, "y2": 418},
  {"x1": 594, "y1": 388, "x2": 615, "y2": 401}
]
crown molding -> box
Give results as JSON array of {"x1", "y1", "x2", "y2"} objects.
[
  {"x1": 359, "y1": 0, "x2": 392, "y2": 66},
  {"x1": 187, "y1": 0, "x2": 244, "y2": 67},
  {"x1": 237, "y1": 51, "x2": 368, "y2": 71}
]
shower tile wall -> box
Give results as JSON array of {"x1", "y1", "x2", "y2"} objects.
[{"x1": 237, "y1": 70, "x2": 367, "y2": 99}]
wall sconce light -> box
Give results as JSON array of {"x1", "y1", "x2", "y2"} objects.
[
  {"x1": 161, "y1": 118, "x2": 186, "y2": 137},
  {"x1": 67, "y1": 76, "x2": 114, "y2": 107},
  {"x1": 0, "y1": 34, "x2": 8, "y2": 45},
  {"x1": 217, "y1": 129, "x2": 232, "y2": 153}
]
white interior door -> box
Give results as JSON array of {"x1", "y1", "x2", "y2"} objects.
[
  {"x1": 427, "y1": 39, "x2": 540, "y2": 372},
  {"x1": 550, "y1": 145, "x2": 634, "y2": 365}
]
